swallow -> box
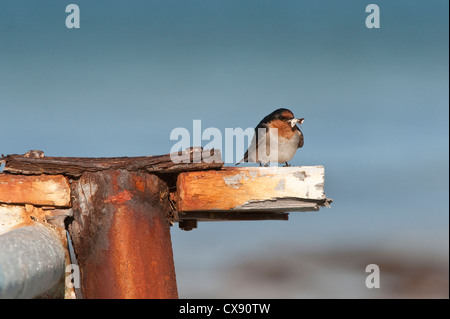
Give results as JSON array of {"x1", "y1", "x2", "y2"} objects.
[{"x1": 236, "y1": 108, "x2": 304, "y2": 167}]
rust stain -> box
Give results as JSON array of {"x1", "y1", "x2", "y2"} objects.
[
  {"x1": 71, "y1": 170, "x2": 178, "y2": 299},
  {"x1": 108, "y1": 206, "x2": 177, "y2": 298},
  {"x1": 104, "y1": 190, "x2": 133, "y2": 204},
  {"x1": 134, "y1": 179, "x2": 146, "y2": 192}
]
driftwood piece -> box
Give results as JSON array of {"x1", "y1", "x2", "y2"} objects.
[
  {"x1": 2, "y1": 148, "x2": 223, "y2": 177},
  {"x1": 0, "y1": 174, "x2": 71, "y2": 207},
  {"x1": 176, "y1": 166, "x2": 331, "y2": 214}
]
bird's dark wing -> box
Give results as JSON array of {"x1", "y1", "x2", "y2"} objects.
[
  {"x1": 254, "y1": 119, "x2": 270, "y2": 145},
  {"x1": 236, "y1": 120, "x2": 269, "y2": 165}
]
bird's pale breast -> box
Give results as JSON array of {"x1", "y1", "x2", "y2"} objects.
[{"x1": 277, "y1": 130, "x2": 302, "y2": 163}]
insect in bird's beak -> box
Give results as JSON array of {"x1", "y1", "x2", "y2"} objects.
[{"x1": 289, "y1": 118, "x2": 304, "y2": 127}]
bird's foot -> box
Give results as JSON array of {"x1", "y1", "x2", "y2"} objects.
[{"x1": 283, "y1": 162, "x2": 291, "y2": 167}]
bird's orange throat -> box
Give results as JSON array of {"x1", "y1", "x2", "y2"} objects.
[{"x1": 268, "y1": 119, "x2": 297, "y2": 139}]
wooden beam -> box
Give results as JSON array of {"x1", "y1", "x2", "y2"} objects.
[
  {"x1": 0, "y1": 174, "x2": 71, "y2": 207},
  {"x1": 176, "y1": 166, "x2": 330, "y2": 214},
  {"x1": 2, "y1": 148, "x2": 223, "y2": 177}
]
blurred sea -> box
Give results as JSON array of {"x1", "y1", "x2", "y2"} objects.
[{"x1": 0, "y1": 0, "x2": 448, "y2": 298}]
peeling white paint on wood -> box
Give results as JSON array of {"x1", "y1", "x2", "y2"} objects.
[{"x1": 177, "y1": 166, "x2": 329, "y2": 213}]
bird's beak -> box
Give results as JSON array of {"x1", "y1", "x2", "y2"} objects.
[{"x1": 289, "y1": 118, "x2": 304, "y2": 127}]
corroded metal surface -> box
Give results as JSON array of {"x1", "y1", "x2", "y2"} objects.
[{"x1": 69, "y1": 170, "x2": 178, "y2": 299}]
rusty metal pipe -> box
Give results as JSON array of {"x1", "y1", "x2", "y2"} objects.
[{"x1": 68, "y1": 170, "x2": 178, "y2": 298}]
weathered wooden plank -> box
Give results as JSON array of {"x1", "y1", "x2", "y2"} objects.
[
  {"x1": 2, "y1": 148, "x2": 223, "y2": 176},
  {"x1": 176, "y1": 166, "x2": 330, "y2": 213},
  {"x1": 0, "y1": 174, "x2": 71, "y2": 207}
]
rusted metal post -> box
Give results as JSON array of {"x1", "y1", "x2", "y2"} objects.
[{"x1": 68, "y1": 170, "x2": 178, "y2": 299}]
